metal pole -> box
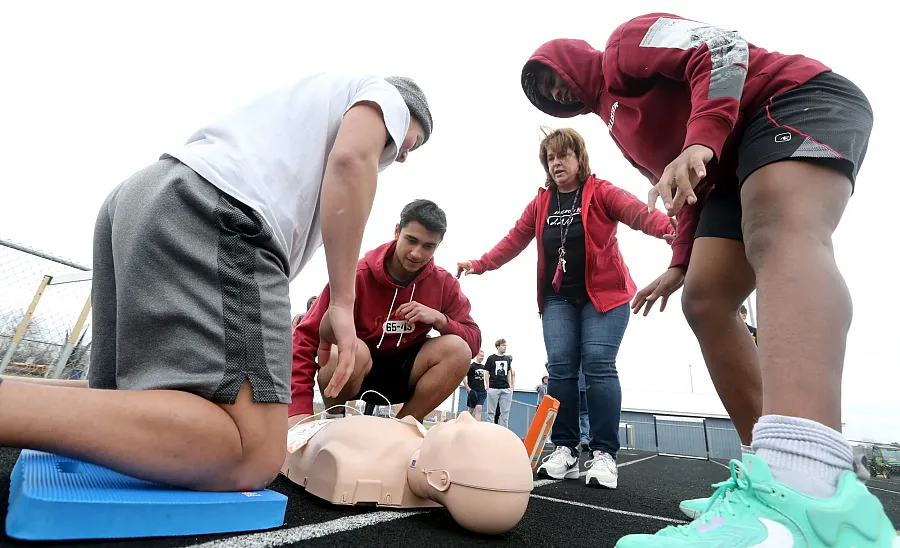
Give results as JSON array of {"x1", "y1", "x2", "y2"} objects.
[
  {"x1": 688, "y1": 364, "x2": 694, "y2": 393},
  {"x1": 51, "y1": 294, "x2": 92, "y2": 379},
  {"x1": 746, "y1": 293, "x2": 757, "y2": 327},
  {"x1": 0, "y1": 275, "x2": 52, "y2": 374}
]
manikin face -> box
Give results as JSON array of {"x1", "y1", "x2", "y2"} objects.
[
  {"x1": 546, "y1": 148, "x2": 579, "y2": 188},
  {"x1": 393, "y1": 220, "x2": 441, "y2": 276},
  {"x1": 396, "y1": 118, "x2": 425, "y2": 163}
]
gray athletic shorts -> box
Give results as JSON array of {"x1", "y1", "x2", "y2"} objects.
[{"x1": 88, "y1": 157, "x2": 292, "y2": 404}]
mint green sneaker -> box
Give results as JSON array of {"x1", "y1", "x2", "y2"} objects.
[
  {"x1": 678, "y1": 491, "x2": 725, "y2": 520},
  {"x1": 617, "y1": 454, "x2": 900, "y2": 547},
  {"x1": 678, "y1": 453, "x2": 874, "y2": 521}
]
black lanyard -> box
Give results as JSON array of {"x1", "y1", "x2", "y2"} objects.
[{"x1": 557, "y1": 185, "x2": 582, "y2": 269}]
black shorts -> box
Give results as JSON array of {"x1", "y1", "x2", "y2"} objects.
[
  {"x1": 695, "y1": 70, "x2": 873, "y2": 241},
  {"x1": 467, "y1": 389, "x2": 487, "y2": 408},
  {"x1": 353, "y1": 340, "x2": 426, "y2": 406}
]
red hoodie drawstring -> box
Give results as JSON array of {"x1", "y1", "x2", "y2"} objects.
[
  {"x1": 375, "y1": 283, "x2": 417, "y2": 349},
  {"x1": 396, "y1": 283, "x2": 416, "y2": 347},
  {"x1": 376, "y1": 288, "x2": 399, "y2": 349}
]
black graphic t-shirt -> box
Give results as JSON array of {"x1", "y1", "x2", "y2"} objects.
[
  {"x1": 466, "y1": 362, "x2": 488, "y2": 392},
  {"x1": 542, "y1": 186, "x2": 587, "y2": 298},
  {"x1": 746, "y1": 323, "x2": 758, "y2": 345},
  {"x1": 485, "y1": 354, "x2": 513, "y2": 389}
]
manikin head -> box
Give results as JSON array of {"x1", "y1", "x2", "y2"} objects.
[
  {"x1": 407, "y1": 412, "x2": 533, "y2": 535},
  {"x1": 390, "y1": 199, "x2": 447, "y2": 279}
]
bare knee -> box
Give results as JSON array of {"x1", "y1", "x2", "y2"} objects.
[
  {"x1": 740, "y1": 162, "x2": 850, "y2": 269},
  {"x1": 679, "y1": 239, "x2": 755, "y2": 332},
  {"x1": 682, "y1": 282, "x2": 737, "y2": 331},
  {"x1": 441, "y1": 335, "x2": 473, "y2": 378},
  {"x1": 214, "y1": 383, "x2": 289, "y2": 492},
  {"x1": 227, "y1": 438, "x2": 286, "y2": 492}
]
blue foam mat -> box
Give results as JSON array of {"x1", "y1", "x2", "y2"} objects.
[{"x1": 6, "y1": 449, "x2": 288, "y2": 540}]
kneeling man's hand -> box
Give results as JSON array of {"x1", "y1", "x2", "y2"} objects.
[{"x1": 396, "y1": 301, "x2": 447, "y2": 331}]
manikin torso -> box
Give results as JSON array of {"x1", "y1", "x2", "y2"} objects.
[
  {"x1": 281, "y1": 412, "x2": 533, "y2": 535},
  {"x1": 282, "y1": 414, "x2": 438, "y2": 508}
]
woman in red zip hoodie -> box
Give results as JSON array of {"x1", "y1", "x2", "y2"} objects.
[
  {"x1": 519, "y1": 12, "x2": 890, "y2": 548},
  {"x1": 457, "y1": 127, "x2": 673, "y2": 489}
]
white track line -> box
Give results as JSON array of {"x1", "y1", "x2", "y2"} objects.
[
  {"x1": 709, "y1": 459, "x2": 730, "y2": 470},
  {"x1": 187, "y1": 510, "x2": 428, "y2": 548},
  {"x1": 868, "y1": 485, "x2": 900, "y2": 496},
  {"x1": 533, "y1": 454, "x2": 658, "y2": 488},
  {"x1": 531, "y1": 494, "x2": 687, "y2": 524}
]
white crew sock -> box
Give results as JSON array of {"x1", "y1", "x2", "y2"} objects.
[{"x1": 751, "y1": 414, "x2": 853, "y2": 499}]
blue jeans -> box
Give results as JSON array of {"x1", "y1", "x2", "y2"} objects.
[
  {"x1": 579, "y1": 391, "x2": 590, "y2": 445},
  {"x1": 542, "y1": 295, "x2": 629, "y2": 457}
]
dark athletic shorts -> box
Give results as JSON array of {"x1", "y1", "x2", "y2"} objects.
[
  {"x1": 695, "y1": 70, "x2": 874, "y2": 241},
  {"x1": 467, "y1": 388, "x2": 487, "y2": 408},
  {"x1": 89, "y1": 157, "x2": 292, "y2": 404},
  {"x1": 354, "y1": 340, "x2": 427, "y2": 406}
]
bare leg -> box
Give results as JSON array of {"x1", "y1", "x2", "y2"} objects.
[
  {"x1": 741, "y1": 161, "x2": 852, "y2": 429},
  {"x1": 473, "y1": 403, "x2": 483, "y2": 421},
  {"x1": 316, "y1": 339, "x2": 372, "y2": 411},
  {"x1": 681, "y1": 237, "x2": 761, "y2": 445},
  {"x1": 397, "y1": 335, "x2": 471, "y2": 422},
  {"x1": 0, "y1": 375, "x2": 88, "y2": 388},
  {"x1": 0, "y1": 378, "x2": 286, "y2": 492}
]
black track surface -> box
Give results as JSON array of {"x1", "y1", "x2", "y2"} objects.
[{"x1": 0, "y1": 447, "x2": 896, "y2": 548}]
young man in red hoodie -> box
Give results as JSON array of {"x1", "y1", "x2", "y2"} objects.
[
  {"x1": 521, "y1": 12, "x2": 894, "y2": 547},
  {"x1": 290, "y1": 199, "x2": 481, "y2": 424}
]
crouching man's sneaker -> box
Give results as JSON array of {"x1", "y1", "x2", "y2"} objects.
[
  {"x1": 536, "y1": 446, "x2": 579, "y2": 480},
  {"x1": 615, "y1": 454, "x2": 899, "y2": 547},
  {"x1": 585, "y1": 450, "x2": 618, "y2": 489}
]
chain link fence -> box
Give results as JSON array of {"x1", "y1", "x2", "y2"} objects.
[{"x1": 0, "y1": 239, "x2": 92, "y2": 380}]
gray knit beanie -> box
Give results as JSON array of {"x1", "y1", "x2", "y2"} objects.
[{"x1": 384, "y1": 76, "x2": 433, "y2": 144}]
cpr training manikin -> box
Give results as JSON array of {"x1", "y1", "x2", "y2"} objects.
[{"x1": 281, "y1": 410, "x2": 534, "y2": 535}]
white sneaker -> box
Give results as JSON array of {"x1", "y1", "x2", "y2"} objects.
[
  {"x1": 536, "y1": 446, "x2": 579, "y2": 480},
  {"x1": 585, "y1": 450, "x2": 617, "y2": 489}
]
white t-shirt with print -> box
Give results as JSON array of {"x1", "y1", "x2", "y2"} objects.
[{"x1": 165, "y1": 72, "x2": 410, "y2": 280}]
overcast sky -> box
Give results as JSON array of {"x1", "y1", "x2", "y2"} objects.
[{"x1": 1, "y1": 1, "x2": 895, "y2": 442}]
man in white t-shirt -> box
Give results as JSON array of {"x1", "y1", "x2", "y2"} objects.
[{"x1": 0, "y1": 73, "x2": 433, "y2": 493}]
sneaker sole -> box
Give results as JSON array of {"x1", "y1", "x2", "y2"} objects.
[
  {"x1": 536, "y1": 467, "x2": 579, "y2": 480},
  {"x1": 586, "y1": 476, "x2": 617, "y2": 489}
]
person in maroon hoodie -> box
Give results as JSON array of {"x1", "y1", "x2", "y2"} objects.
[
  {"x1": 290, "y1": 199, "x2": 480, "y2": 424},
  {"x1": 520, "y1": 13, "x2": 892, "y2": 547},
  {"x1": 457, "y1": 127, "x2": 674, "y2": 490}
]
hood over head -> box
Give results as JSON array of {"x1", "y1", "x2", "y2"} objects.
[{"x1": 521, "y1": 39, "x2": 605, "y2": 117}]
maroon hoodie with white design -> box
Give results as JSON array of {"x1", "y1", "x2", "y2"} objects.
[
  {"x1": 289, "y1": 240, "x2": 481, "y2": 416},
  {"x1": 521, "y1": 13, "x2": 830, "y2": 267}
]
